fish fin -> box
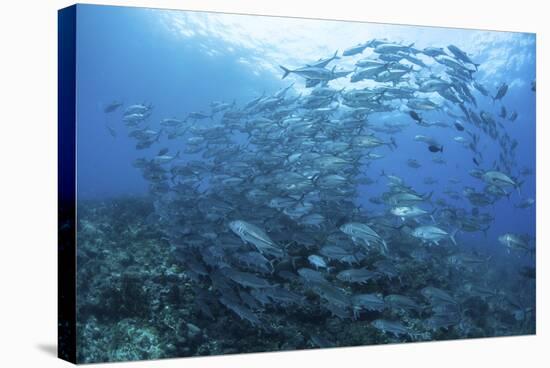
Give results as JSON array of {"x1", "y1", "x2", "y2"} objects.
[{"x1": 279, "y1": 65, "x2": 291, "y2": 79}]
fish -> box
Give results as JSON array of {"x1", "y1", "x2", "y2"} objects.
[
  {"x1": 308, "y1": 254, "x2": 330, "y2": 270},
  {"x1": 225, "y1": 269, "x2": 274, "y2": 289},
  {"x1": 447, "y1": 45, "x2": 479, "y2": 68},
  {"x1": 421, "y1": 287, "x2": 458, "y2": 305},
  {"x1": 412, "y1": 226, "x2": 457, "y2": 245},
  {"x1": 161, "y1": 118, "x2": 185, "y2": 127},
  {"x1": 493, "y1": 83, "x2": 509, "y2": 102},
  {"x1": 187, "y1": 111, "x2": 212, "y2": 121},
  {"x1": 336, "y1": 268, "x2": 379, "y2": 284},
  {"x1": 297, "y1": 268, "x2": 329, "y2": 285},
  {"x1": 423, "y1": 46, "x2": 447, "y2": 57},
  {"x1": 279, "y1": 65, "x2": 336, "y2": 81},
  {"x1": 307, "y1": 50, "x2": 340, "y2": 68},
  {"x1": 340, "y1": 223, "x2": 388, "y2": 253},
  {"x1": 103, "y1": 101, "x2": 123, "y2": 113},
  {"x1": 352, "y1": 294, "x2": 385, "y2": 317},
  {"x1": 515, "y1": 198, "x2": 535, "y2": 209},
  {"x1": 371, "y1": 319, "x2": 413, "y2": 337},
  {"x1": 498, "y1": 233, "x2": 533, "y2": 254},
  {"x1": 374, "y1": 42, "x2": 415, "y2": 55},
  {"x1": 409, "y1": 110, "x2": 423, "y2": 124},
  {"x1": 428, "y1": 144, "x2": 443, "y2": 153},
  {"x1": 482, "y1": 170, "x2": 521, "y2": 194},
  {"x1": 390, "y1": 206, "x2": 432, "y2": 222},
  {"x1": 384, "y1": 295, "x2": 422, "y2": 312},
  {"x1": 124, "y1": 103, "x2": 152, "y2": 116},
  {"x1": 229, "y1": 220, "x2": 285, "y2": 258},
  {"x1": 103, "y1": 34, "x2": 535, "y2": 347},
  {"x1": 342, "y1": 42, "x2": 370, "y2": 56}
]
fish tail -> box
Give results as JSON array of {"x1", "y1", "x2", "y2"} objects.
[
  {"x1": 382, "y1": 239, "x2": 389, "y2": 254},
  {"x1": 390, "y1": 136, "x2": 398, "y2": 149},
  {"x1": 424, "y1": 191, "x2": 434, "y2": 202},
  {"x1": 279, "y1": 65, "x2": 291, "y2": 79},
  {"x1": 449, "y1": 229, "x2": 458, "y2": 246},
  {"x1": 516, "y1": 180, "x2": 524, "y2": 196},
  {"x1": 430, "y1": 208, "x2": 438, "y2": 223},
  {"x1": 311, "y1": 173, "x2": 321, "y2": 185}
]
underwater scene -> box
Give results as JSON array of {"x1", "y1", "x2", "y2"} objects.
[{"x1": 74, "y1": 5, "x2": 536, "y2": 363}]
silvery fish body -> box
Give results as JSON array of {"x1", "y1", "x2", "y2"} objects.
[{"x1": 229, "y1": 220, "x2": 284, "y2": 258}]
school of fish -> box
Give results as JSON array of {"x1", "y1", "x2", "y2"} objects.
[{"x1": 103, "y1": 38, "x2": 535, "y2": 343}]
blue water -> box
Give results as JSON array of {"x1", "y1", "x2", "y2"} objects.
[
  {"x1": 76, "y1": 4, "x2": 535, "y2": 249},
  {"x1": 76, "y1": 5, "x2": 282, "y2": 198},
  {"x1": 73, "y1": 4, "x2": 536, "y2": 363}
]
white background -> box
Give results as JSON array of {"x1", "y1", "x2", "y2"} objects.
[{"x1": 0, "y1": 0, "x2": 547, "y2": 366}]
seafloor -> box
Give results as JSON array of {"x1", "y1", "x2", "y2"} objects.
[{"x1": 75, "y1": 198, "x2": 534, "y2": 363}]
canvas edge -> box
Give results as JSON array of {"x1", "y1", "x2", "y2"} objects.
[{"x1": 58, "y1": 4, "x2": 77, "y2": 364}]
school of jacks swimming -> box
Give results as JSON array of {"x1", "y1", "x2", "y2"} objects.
[{"x1": 104, "y1": 39, "x2": 535, "y2": 341}]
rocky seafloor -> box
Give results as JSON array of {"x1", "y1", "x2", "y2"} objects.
[{"x1": 75, "y1": 198, "x2": 534, "y2": 363}]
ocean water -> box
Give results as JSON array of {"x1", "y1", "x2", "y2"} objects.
[{"x1": 73, "y1": 4, "x2": 536, "y2": 363}]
